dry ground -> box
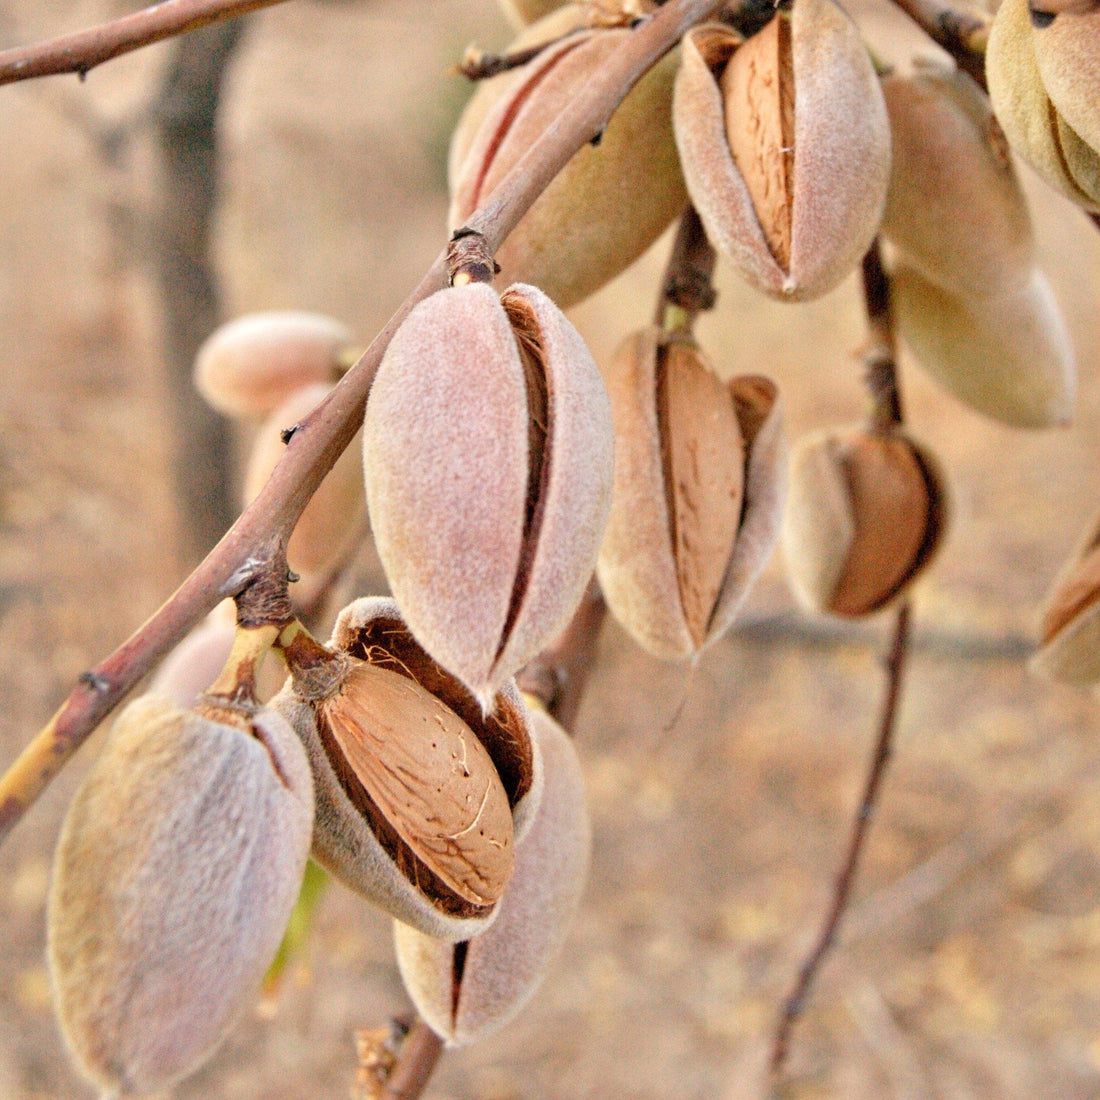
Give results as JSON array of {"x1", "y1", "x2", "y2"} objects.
[{"x1": 3, "y1": 2, "x2": 1100, "y2": 1097}]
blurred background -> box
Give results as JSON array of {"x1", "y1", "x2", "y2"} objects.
[{"x1": 3, "y1": 1, "x2": 1100, "y2": 1096}]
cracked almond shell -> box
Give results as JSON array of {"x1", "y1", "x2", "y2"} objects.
[
  {"x1": 597, "y1": 327, "x2": 785, "y2": 661},
  {"x1": 193, "y1": 311, "x2": 355, "y2": 419},
  {"x1": 272, "y1": 597, "x2": 543, "y2": 942},
  {"x1": 881, "y1": 62, "x2": 1035, "y2": 300},
  {"x1": 362, "y1": 282, "x2": 613, "y2": 706},
  {"x1": 48, "y1": 695, "x2": 314, "y2": 1097},
  {"x1": 892, "y1": 262, "x2": 1075, "y2": 429},
  {"x1": 449, "y1": 19, "x2": 686, "y2": 308},
  {"x1": 244, "y1": 382, "x2": 365, "y2": 580},
  {"x1": 782, "y1": 427, "x2": 948, "y2": 617},
  {"x1": 986, "y1": 0, "x2": 1100, "y2": 211},
  {"x1": 673, "y1": 9, "x2": 890, "y2": 301},
  {"x1": 394, "y1": 705, "x2": 589, "y2": 1045},
  {"x1": 1031, "y1": 511, "x2": 1100, "y2": 684}
]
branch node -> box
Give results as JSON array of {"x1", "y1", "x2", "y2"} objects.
[
  {"x1": 78, "y1": 671, "x2": 110, "y2": 694},
  {"x1": 447, "y1": 229, "x2": 497, "y2": 286}
]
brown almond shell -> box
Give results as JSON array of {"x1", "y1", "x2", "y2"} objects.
[
  {"x1": 48, "y1": 696, "x2": 314, "y2": 1096},
  {"x1": 673, "y1": 6, "x2": 891, "y2": 301},
  {"x1": 597, "y1": 327, "x2": 785, "y2": 660},
  {"x1": 395, "y1": 705, "x2": 589, "y2": 1046},
  {"x1": 449, "y1": 26, "x2": 686, "y2": 308},
  {"x1": 362, "y1": 282, "x2": 612, "y2": 706},
  {"x1": 273, "y1": 597, "x2": 543, "y2": 941},
  {"x1": 782, "y1": 427, "x2": 948, "y2": 617}
]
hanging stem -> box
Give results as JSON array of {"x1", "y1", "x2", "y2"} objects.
[
  {"x1": 654, "y1": 204, "x2": 717, "y2": 331},
  {"x1": 770, "y1": 239, "x2": 914, "y2": 1078},
  {"x1": 770, "y1": 601, "x2": 912, "y2": 1077}
]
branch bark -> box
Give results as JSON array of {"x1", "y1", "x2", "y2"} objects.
[
  {"x1": 0, "y1": 0, "x2": 288, "y2": 86},
  {"x1": 770, "y1": 241, "x2": 914, "y2": 1078}
]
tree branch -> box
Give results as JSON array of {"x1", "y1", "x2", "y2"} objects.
[
  {"x1": 0, "y1": 0, "x2": 724, "y2": 837},
  {"x1": 0, "y1": 0, "x2": 289, "y2": 87},
  {"x1": 770, "y1": 240, "x2": 914, "y2": 1077}
]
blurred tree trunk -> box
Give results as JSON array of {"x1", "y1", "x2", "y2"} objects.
[{"x1": 152, "y1": 20, "x2": 244, "y2": 566}]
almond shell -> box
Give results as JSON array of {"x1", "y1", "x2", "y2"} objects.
[{"x1": 394, "y1": 704, "x2": 589, "y2": 1045}]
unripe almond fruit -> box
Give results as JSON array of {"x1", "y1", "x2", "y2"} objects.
[
  {"x1": 1031, "y1": 510, "x2": 1100, "y2": 684},
  {"x1": 48, "y1": 695, "x2": 314, "y2": 1097},
  {"x1": 244, "y1": 382, "x2": 365, "y2": 579},
  {"x1": 193, "y1": 311, "x2": 356, "y2": 419},
  {"x1": 395, "y1": 704, "x2": 589, "y2": 1045},
  {"x1": 783, "y1": 427, "x2": 947, "y2": 617},
  {"x1": 986, "y1": 0, "x2": 1100, "y2": 211},
  {"x1": 882, "y1": 62, "x2": 1035, "y2": 299},
  {"x1": 1030, "y1": 6, "x2": 1100, "y2": 154},
  {"x1": 273, "y1": 598, "x2": 543, "y2": 941},
  {"x1": 598, "y1": 328, "x2": 785, "y2": 660},
  {"x1": 673, "y1": 6, "x2": 890, "y2": 300},
  {"x1": 449, "y1": 15, "x2": 686, "y2": 308},
  {"x1": 363, "y1": 282, "x2": 613, "y2": 706},
  {"x1": 891, "y1": 263, "x2": 1075, "y2": 429}
]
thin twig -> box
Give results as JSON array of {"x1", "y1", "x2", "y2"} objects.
[
  {"x1": 770, "y1": 601, "x2": 912, "y2": 1077},
  {"x1": 378, "y1": 1021, "x2": 444, "y2": 1100},
  {"x1": 770, "y1": 240, "x2": 913, "y2": 1078},
  {"x1": 861, "y1": 242, "x2": 903, "y2": 431},
  {"x1": 457, "y1": 38, "x2": 570, "y2": 82},
  {"x1": 654, "y1": 204, "x2": 717, "y2": 329},
  {"x1": 517, "y1": 577, "x2": 607, "y2": 729},
  {"x1": 886, "y1": 0, "x2": 990, "y2": 88},
  {"x1": 0, "y1": 0, "x2": 289, "y2": 87}
]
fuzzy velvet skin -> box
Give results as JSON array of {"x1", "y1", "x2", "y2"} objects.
[
  {"x1": 891, "y1": 263, "x2": 1075, "y2": 429},
  {"x1": 1031, "y1": 7, "x2": 1100, "y2": 155},
  {"x1": 1031, "y1": 512, "x2": 1100, "y2": 685},
  {"x1": 597, "y1": 327, "x2": 785, "y2": 661},
  {"x1": 987, "y1": 0, "x2": 1100, "y2": 211},
  {"x1": 673, "y1": 5, "x2": 890, "y2": 301},
  {"x1": 394, "y1": 706, "x2": 590, "y2": 1045},
  {"x1": 449, "y1": 20, "x2": 686, "y2": 309},
  {"x1": 47, "y1": 696, "x2": 314, "y2": 1097},
  {"x1": 881, "y1": 63, "x2": 1035, "y2": 299},
  {"x1": 193, "y1": 310, "x2": 352, "y2": 419},
  {"x1": 273, "y1": 597, "x2": 544, "y2": 942},
  {"x1": 244, "y1": 382, "x2": 364, "y2": 578},
  {"x1": 362, "y1": 282, "x2": 612, "y2": 706}
]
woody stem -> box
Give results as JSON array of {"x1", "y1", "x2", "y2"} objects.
[{"x1": 770, "y1": 238, "x2": 914, "y2": 1077}]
